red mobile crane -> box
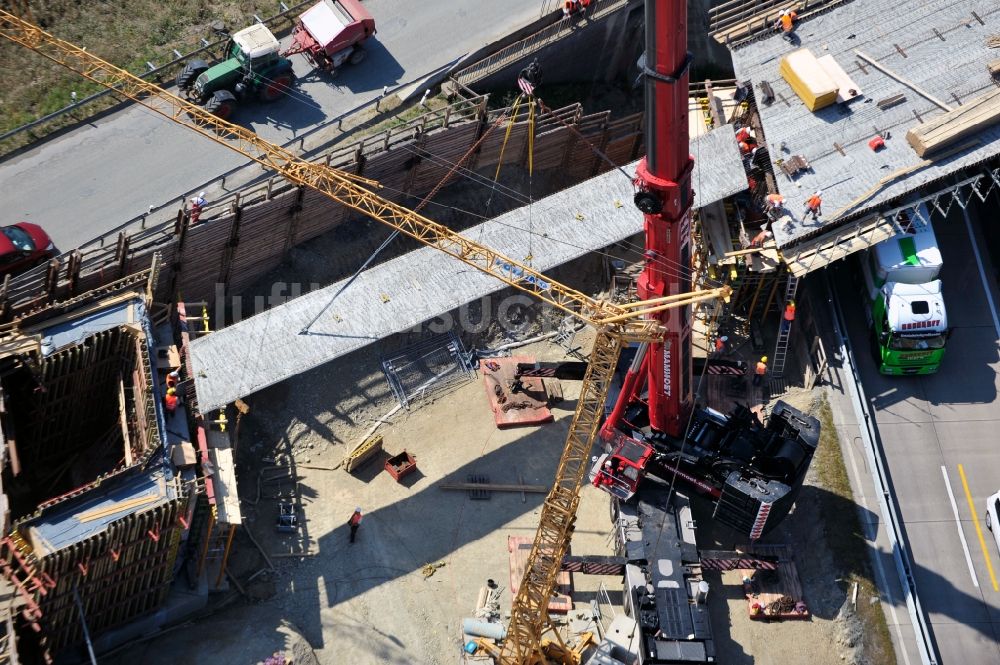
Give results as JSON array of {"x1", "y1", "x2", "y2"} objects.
[{"x1": 594, "y1": 1, "x2": 820, "y2": 535}]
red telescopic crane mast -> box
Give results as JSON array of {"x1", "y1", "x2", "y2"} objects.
[{"x1": 605, "y1": 0, "x2": 694, "y2": 438}]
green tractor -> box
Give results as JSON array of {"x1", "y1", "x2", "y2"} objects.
[{"x1": 176, "y1": 23, "x2": 295, "y2": 118}]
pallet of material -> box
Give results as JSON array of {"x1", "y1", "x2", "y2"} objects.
[
  {"x1": 740, "y1": 544, "x2": 810, "y2": 621},
  {"x1": 508, "y1": 536, "x2": 572, "y2": 614},
  {"x1": 779, "y1": 48, "x2": 838, "y2": 111},
  {"x1": 906, "y1": 88, "x2": 1000, "y2": 157}
]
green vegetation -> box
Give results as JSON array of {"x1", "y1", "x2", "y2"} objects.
[
  {"x1": 814, "y1": 396, "x2": 896, "y2": 664},
  {"x1": 0, "y1": 1, "x2": 292, "y2": 154}
]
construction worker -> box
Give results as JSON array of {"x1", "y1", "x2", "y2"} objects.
[
  {"x1": 803, "y1": 190, "x2": 823, "y2": 221},
  {"x1": 165, "y1": 369, "x2": 180, "y2": 389},
  {"x1": 189, "y1": 191, "x2": 207, "y2": 224},
  {"x1": 562, "y1": 0, "x2": 578, "y2": 18},
  {"x1": 753, "y1": 357, "x2": 768, "y2": 387},
  {"x1": 738, "y1": 140, "x2": 753, "y2": 155},
  {"x1": 776, "y1": 9, "x2": 798, "y2": 34},
  {"x1": 715, "y1": 335, "x2": 729, "y2": 354},
  {"x1": 750, "y1": 229, "x2": 773, "y2": 248},
  {"x1": 735, "y1": 126, "x2": 754, "y2": 144},
  {"x1": 348, "y1": 507, "x2": 363, "y2": 543},
  {"x1": 765, "y1": 193, "x2": 787, "y2": 219},
  {"x1": 579, "y1": 0, "x2": 592, "y2": 16},
  {"x1": 164, "y1": 387, "x2": 179, "y2": 414},
  {"x1": 782, "y1": 300, "x2": 796, "y2": 333}
]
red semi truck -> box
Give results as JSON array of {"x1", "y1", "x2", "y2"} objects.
[{"x1": 284, "y1": 0, "x2": 376, "y2": 75}]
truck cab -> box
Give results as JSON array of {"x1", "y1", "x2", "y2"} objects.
[{"x1": 860, "y1": 205, "x2": 948, "y2": 375}]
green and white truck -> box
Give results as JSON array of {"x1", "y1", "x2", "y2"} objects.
[{"x1": 860, "y1": 207, "x2": 948, "y2": 375}]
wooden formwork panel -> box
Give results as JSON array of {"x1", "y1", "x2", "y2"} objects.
[
  {"x1": 408, "y1": 125, "x2": 480, "y2": 192},
  {"x1": 563, "y1": 137, "x2": 604, "y2": 182},
  {"x1": 603, "y1": 134, "x2": 642, "y2": 166},
  {"x1": 289, "y1": 187, "x2": 348, "y2": 246},
  {"x1": 530, "y1": 125, "x2": 573, "y2": 171},
  {"x1": 362, "y1": 149, "x2": 412, "y2": 195},
  {"x1": 33, "y1": 496, "x2": 184, "y2": 654},
  {"x1": 224, "y1": 203, "x2": 289, "y2": 296},
  {"x1": 173, "y1": 217, "x2": 234, "y2": 301},
  {"x1": 476, "y1": 123, "x2": 529, "y2": 172}
]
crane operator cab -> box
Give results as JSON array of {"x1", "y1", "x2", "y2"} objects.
[{"x1": 589, "y1": 434, "x2": 653, "y2": 501}]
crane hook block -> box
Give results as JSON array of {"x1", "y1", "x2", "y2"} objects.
[
  {"x1": 519, "y1": 59, "x2": 542, "y2": 87},
  {"x1": 634, "y1": 190, "x2": 663, "y2": 215}
]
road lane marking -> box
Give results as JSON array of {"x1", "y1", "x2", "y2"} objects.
[
  {"x1": 941, "y1": 466, "x2": 979, "y2": 587},
  {"x1": 958, "y1": 463, "x2": 1000, "y2": 591},
  {"x1": 961, "y1": 207, "x2": 1000, "y2": 338}
]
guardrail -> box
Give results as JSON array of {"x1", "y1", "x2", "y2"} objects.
[
  {"x1": 825, "y1": 272, "x2": 939, "y2": 665},
  {"x1": 0, "y1": 0, "x2": 314, "y2": 146}
]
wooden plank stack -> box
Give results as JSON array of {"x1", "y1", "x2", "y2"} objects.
[{"x1": 906, "y1": 88, "x2": 1000, "y2": 157}]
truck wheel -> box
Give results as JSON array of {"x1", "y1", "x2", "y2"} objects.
[
  {"x1": 259, "y1": 73, "x2": 294, "y2": 102},
  {"x1": 348, "y1": 47, "x2": 366, "y2": 66},
  {"x1": 176, "y1": 60, "x2": 208, "y2": 90},
  {"x1": 204, "y1": 90, "x2": 237, "y2": 119}
]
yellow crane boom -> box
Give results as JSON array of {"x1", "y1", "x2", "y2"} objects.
[{"x1": 0, "y1": 10, "x2": 728, "y2": 662}]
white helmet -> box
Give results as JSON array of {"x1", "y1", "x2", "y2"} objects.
[{"x1": 814, "y1": 189, "x2": 823, "y2": 197}]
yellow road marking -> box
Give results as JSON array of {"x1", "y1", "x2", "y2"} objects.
[{"x1": 958, "y1": 464, "x2": 999, "y2": 591}]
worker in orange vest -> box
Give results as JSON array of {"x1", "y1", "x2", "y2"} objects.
[
  {"x1": 803, "y1": 190, "x2": 823, "y2": 221},
  {"x1": 739, "y1": 140, "x2": 753, "y2": 155},
  {"x1": 753, "y1": 357, "x2": 768, "y2": 386},
  {"x1": 782, "y1": 300, "x2": 796, "y2": 333},
  {"x1": 164, "y1": 387, "x2": 179, "y2": 414},
  {"x1": 777, "y1": 9, "x2": 798, "y2": 34},
  {"x1": 751, "y1": 229, "x2": 773, "y2": 248},
  {"x1": 735, "y1": 126, "x2": 753, "y2": 144},
  {"x1": 765, "y1": 193, "x2": 787, "y2": 219},
  {"x1": 715, "y1": 335, "x2": 729, "y2": 354},
  {"x1": 579, "y1": 0, "x2": 592, "y2": 16},
  {"x1": 348, "y1": 507, "x2": 363, "y2": 543}
]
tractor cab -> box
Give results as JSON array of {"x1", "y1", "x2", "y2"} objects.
[
  {"x1": 228, "y1": 24, "x2": 282, "y2": 68},
  {"x1": 590, "y1": 433, "x2": 653, "y2": 501}
]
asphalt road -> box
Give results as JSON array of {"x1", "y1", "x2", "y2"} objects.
[
  {"x1": 0, "y1": 0, "x2": 549, "y2": 250},
  {"x1": 833, "y1": 198, "x2": 1000, "y2": 664}
]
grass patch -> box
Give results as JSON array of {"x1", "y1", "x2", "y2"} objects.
[
  {"x1": 814, "y1": 395, "x2": 896, "y2": 664},
  {"x1": 0, "y1": 1, "x2": 290, "y2": 154}
]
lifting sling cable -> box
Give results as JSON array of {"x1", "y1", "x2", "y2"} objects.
[
  {"x1": 526, "y1": 99, "x2": 535, "y2": 265},
  {"x1": 492, "y1": 94, "x2": 524, "y2": 184}
]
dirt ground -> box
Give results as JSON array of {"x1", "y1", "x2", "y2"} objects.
[{"x1": 110, "y1": 329, "x2": 891, "y2": 665}]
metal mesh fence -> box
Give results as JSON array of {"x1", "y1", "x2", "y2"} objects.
[{"x1": 382, "y1": 332, "x2": 475, "y2": 409}]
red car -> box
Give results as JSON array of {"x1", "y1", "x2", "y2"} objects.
[{"x1": 0, "y1": 223, "x2": 55, "y2": 277}]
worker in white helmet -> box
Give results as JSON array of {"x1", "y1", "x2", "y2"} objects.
[
  {"x1": 348, "y1": 507, "x2": 363, "y2": 543},
  {"x1": 189, "y1": 191, "x2": 207, "y2": 224}
]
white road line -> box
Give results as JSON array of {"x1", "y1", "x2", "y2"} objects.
[
  {"x1": 842, "y1": 426, "x2": 911, "y2": 665},
  {"x1": 961, "y1": 207, "x2": 1000, "y2": 338},
  {"x1": 941, "y1": 465, "x2": 980, "y2": 588}
]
